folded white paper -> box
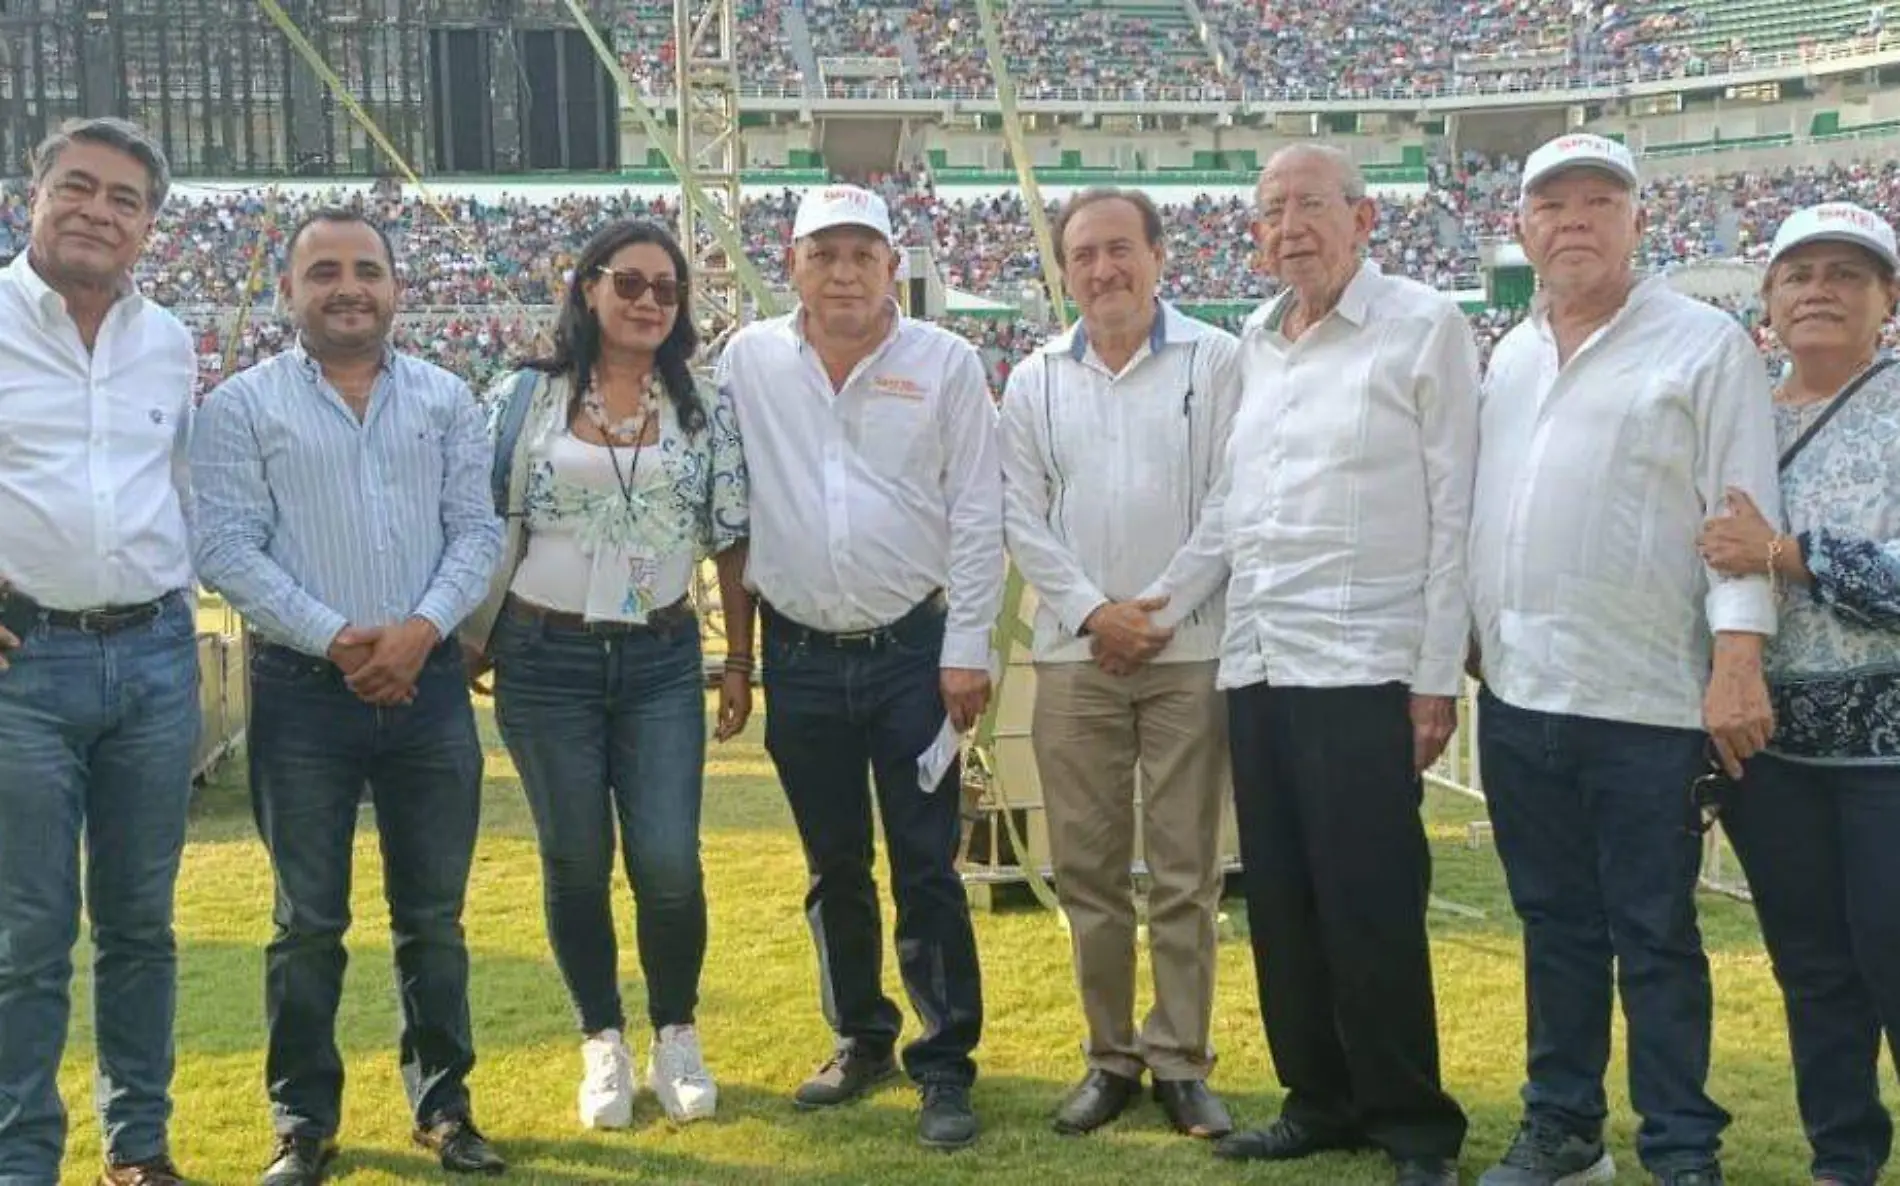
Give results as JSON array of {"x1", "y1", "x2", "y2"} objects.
[{"x1": 917, "y1": 717, "x2": 960, "y2": 794}]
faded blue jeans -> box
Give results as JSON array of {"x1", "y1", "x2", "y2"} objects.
[
  {"x1": 491, "y1": 609, "x2": 709, "y2": 1035},
  {"x1": 0, "y1": 591, "x2": 199, "y2": 1185}
]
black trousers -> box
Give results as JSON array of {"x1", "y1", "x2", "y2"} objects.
[
  {"x1": 1724, "y1": 753, "x2": 1900, "y2": 1186},
  {"x1": 1228, "y1": 680, "x2": 1466, "y2": 1161}
]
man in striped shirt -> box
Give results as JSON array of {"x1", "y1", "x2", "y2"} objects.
[{"x1": 190, "y1": 209, "x2": 504, "y2": 1186}]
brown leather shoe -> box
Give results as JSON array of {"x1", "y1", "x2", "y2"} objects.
[{"x1": 98, "y1": 1156, "x2": 186, "y2": 1186}]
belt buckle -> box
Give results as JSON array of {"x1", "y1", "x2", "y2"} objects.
[
  {"x1": 832, "y1": 628, "x2": 885, "y2": 650},
  {"x1": 74, "y1": 608, "x2": 120, "y2": 634},
  {"x1": 76, "y1": 601, "x2": 157, "y2": 634}
]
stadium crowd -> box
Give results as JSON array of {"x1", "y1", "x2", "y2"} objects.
[
  {"x1": 592, "y1": 0, "x2": 1861, "y2": 97},
  {"x1": 32, "y1": 0, "x2": 1873, "y2": 106},
  {"x1": 10, "y1": 152, "x2": 1900, "y2": 391}
]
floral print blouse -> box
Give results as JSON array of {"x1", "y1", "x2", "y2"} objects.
[
  {"x1": 1766, "y1": 360, "x2": 1900, "y2": 764},
  {"x1": 485, "y1": 368, "x2": 747, "y2": 623}
]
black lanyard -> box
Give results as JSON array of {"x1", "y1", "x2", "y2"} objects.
[{"x1": 601, "y1": 428, "x2": 650, "y2": 518}]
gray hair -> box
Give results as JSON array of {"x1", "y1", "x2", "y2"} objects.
[
  {"x1": 29, "y1": 117, "x2": 171, "y2": 213},
  {"x1": 1259, "y1": 144, "x2": 1369, "y2": 203}
]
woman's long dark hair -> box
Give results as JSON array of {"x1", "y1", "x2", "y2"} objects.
[{"x1": 527, "y1": 219, "x2": 705, "y2": 433}]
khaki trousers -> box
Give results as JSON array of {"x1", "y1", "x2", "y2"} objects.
[{"x1": 1031, "y1": 658, "x2": 1228, "y2": 1081}]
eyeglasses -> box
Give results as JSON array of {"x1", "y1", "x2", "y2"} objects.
[
  {"x1": 1688, "y1": 745, "x2": 1735, "y2": 836},
  {"x1": 596, "y1": 266, "x2": 680, "y2": 307}
]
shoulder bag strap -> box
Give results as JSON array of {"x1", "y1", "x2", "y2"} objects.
[{"x1": 1779, "y1": 356, "x2": 1895, "y2": 473}]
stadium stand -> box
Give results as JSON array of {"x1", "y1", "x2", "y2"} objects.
[
  {"x1": 12, "y1": 154, "x2": 1898, "y2": 310},
  {"x1": 594, "y1": 0, "x2": 1880, "y2": 95},
  {"x1": 38, "y1": 0, "x2": 1886, "y2": 103},
  {"x1": 12, "y1": 147, "x2": 1899, "y2": 394}
]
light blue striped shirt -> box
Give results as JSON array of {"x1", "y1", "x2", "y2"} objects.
[{"x1": 189, "y1": 342, "x2": 503, "y2": 656}]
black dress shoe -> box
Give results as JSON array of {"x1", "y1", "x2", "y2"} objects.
[
  {"x1": 1214, "y1": 1116, "x2": 1374, "y2": 1161},
  {"x1": 260, "y1": 1137, "x2": 336, "y2": 1186},
  {"x1": 919, "y1": 1081, "x2": 978, "y2": 1151},
  {"x1": 1052, "y1": 1069, "x2": 1142, "y2": 1135},
  {"x1": 793, "y1": 1046, "x2": 899, "y2": 1109},
  {"x1": 1395, "y1": 1157, "x2": 1460, "y2": 1186},
  {"x1": 413, "y1": 1117, "x2": 505, "y2": 1175},
  {"x1": 1153, "y1": 1079, "x2": 1234, "y2": 1139}
]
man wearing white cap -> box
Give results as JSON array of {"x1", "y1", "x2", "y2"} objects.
[
  {"x1": 717, "y1": 184, "x2": 1003, "y2": 1150},
  {"x1": 1697, "y1": 202, "x2": 1900, "y2": 1186},
  {"x1": 1469, "y1": 131, "x2": 1780, "y2": 1186}
]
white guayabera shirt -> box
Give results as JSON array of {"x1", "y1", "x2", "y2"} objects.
[
  {"x1": 999, "y1": 301, "x2": 1242, "y2": 665},
  {"x1": 1145, "y1": 260, "x2": 1483, "y2": 696},
  {"x1": 1469, "y1": 276, "x2": 1780, "y2": 731}
]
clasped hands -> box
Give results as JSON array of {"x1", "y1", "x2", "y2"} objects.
[
  {"x1": 328, "y1": 617, "x2": 440, "y2": 706},
  {"x1": 1083, "y1": 596, "x2": 1175, "y2": 677}
]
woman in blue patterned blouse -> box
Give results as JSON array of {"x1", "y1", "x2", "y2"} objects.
[
  {"x1": 1698, "y1": 202, "x2": 1900, "y2": 1186},
  {"x1": 461, "y1": 220, "x2": 752, "y2": 1132}
]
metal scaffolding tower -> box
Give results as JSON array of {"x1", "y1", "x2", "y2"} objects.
[{"x1": 671, "y1": 0, "x2": 746, "y2": 340}]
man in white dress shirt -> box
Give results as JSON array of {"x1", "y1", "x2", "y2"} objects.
[
  {"x1": 1151, "y1": 145, "x2": 1476, "y2": 1186},
  {"x1": 0, "y1": 118, "x2": 198, "y2": 1186},
  {"x1": 1469, "y1": 133, "x2": 1779, "y2": 1186},
  {"x1": 718, "y1": 185, "x2": 1004, "y2": 1150},
  {"x1": 999, "y1": 187, "x2": 1241, "y2": 1141}
]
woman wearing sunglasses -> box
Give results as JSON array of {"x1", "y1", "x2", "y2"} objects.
[
  {"x1": 461, "y1": 219, "x2": 752, "y2": 1130},
  {"x1": 1698, "y1": 203, "x2": 1900, "y2": 1186}
]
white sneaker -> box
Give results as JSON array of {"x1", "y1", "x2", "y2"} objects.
[
  {"x1": 578, "y1": 1029, "x2": 636, "y2": 1130},
  {"x1": 647, "y1": 1024, "x2": 718, "y2": 1123}
]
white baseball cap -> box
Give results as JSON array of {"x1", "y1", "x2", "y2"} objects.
[
  {"x1": 1520, "y1": 133, "x2": 1640, "y2": 198},
  {"x1": 1767, "y1": 202, "x2": 1900, "y2": 273},
  {"x1": 792, "y1": 184, "x2": 895, "y2": 243}
]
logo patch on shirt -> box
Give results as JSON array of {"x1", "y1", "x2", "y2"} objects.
[
  {"x1": 869, "y1": 375, "x2": 926, "y2": 400},
  {"x1": 149, "y1": 408, "x2": 167, "y2": 426}
]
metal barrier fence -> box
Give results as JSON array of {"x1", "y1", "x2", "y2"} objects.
[
  {"x1": 961, "y1": 677, "x2": 1754, "y2": 907},
  {"x1": 191, "y1": 597, "x2": 249, "y2": 785},
  {"x1": 193, "y1": 586, "x2": 1752, "y2": 905}
]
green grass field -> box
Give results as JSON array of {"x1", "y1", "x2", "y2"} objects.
[{"x1": 46, "y1": 693, "x2": 1835, "y2": 1185}]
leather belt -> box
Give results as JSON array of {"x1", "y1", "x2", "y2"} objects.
[
  {"x1": 0, "y1": 589, "x2": 175, "y2": 635},
  {"x1": 761, "y1": 590, "x2": 945, "y2": 651},
  {"x1": 503, "y1": 593, "x2": 696, "y2": 636}
]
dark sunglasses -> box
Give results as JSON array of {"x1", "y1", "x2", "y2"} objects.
[
  {"x1": 596, "y1": 266, "x2": 680, "y2": 307},
  {"x1": 1688, "y1": 743, "x2": 1736, "y2": 837}
]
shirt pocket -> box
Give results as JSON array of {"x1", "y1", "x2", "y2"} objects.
[
  {"x1": 1616, "y1": 379, "x2": 1696, "y2": 478},
  {"x1": 855, "y1": 391, "x2": 931, "y2": 479}
]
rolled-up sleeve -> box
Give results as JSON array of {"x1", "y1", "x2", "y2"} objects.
[
  {"x1": 188, "y1": 381, "x2": 347, "y2": 657},
  {"x1": 1697, "y1": 330, "x2": 1780, "y2": 637},
  {"x1": 412, "y1": 381, "x2": 505, "y2": 638}
]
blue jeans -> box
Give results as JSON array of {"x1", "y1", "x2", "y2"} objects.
[
  {"x1": 491, "y1": 610, "x2": 708, "y2": 1034},
  {"x1": 247, "y1": 642, "x2": 483, "y2": 1140},
  {"x1": 1724, "y1": 754, "x2": 1900, "y2": 1186},
  {"x1": 0, "y1": 592, "x2": 198, "y2": 1185},
  {"x1": 760, "y1": 600, "x2": 983, "y2": 1087},
  {"x1": 1477, "y1": 688, "x2": 1729, "y2": 1172}
]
